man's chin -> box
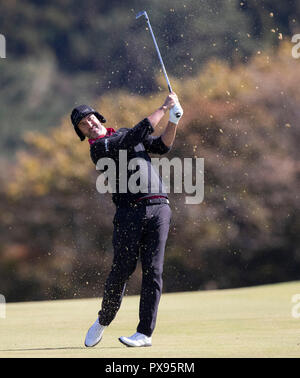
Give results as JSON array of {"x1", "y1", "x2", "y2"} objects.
[{"x1": 90, "y1": 133, "x2": 102, "y2": 139}]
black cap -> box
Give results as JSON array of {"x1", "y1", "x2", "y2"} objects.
[{"x1": 70, "y1": 105, "x2": 106, "y2": 141}]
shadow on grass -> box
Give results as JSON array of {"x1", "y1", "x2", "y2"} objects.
[{"x1": 1, "y1": 346, "x2": 122, "y2": 352}]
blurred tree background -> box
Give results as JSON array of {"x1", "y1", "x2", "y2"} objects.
[{"x1": 0, "y1": 0, "x2": 299, "y2": 301}]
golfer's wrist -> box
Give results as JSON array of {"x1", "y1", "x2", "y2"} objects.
[{"x1": 160, "y1": 105, "x2": 168, "y2": 113}]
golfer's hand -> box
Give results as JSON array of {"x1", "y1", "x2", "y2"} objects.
[
  {"x1": 162, "y1": 92, "x2": 178, "y2": 110},
  {"x1": 169, "y1": 94, "x2": 183, "y2": 125}
]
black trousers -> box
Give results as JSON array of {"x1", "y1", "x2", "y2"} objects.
[{"x1": 98, "y1": 203, "x2": 172, "y2": 337}]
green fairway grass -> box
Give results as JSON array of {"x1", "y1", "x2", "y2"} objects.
[{"x1": 0, "y1": 281, "x2": 299, "y2": 358}]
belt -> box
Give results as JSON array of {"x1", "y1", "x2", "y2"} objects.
[{"x1": 134, "y1": 197, "x2": 169, "y2": 206}]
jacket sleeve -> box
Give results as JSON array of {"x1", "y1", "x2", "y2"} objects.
[
  {"x1": 90, "y1": 118, "x2": 154, "y2": 164},
  {"x1": 143, "y1": 135, "x2": 172, "y2": 155}
]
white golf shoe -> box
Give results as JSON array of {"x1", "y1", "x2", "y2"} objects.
[
  {"x1": 84, "y1": 319, "x2": 107, "y2": 347},
  {"x1": 119, "y1": 332, "x2": 152, "y2": 347}
]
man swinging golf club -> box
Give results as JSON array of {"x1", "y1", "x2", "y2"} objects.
[{"x1": 70, "y1": 92, "x2": 183, "y2": 347}]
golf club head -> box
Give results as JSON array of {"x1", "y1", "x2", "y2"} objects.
[{"x1": 136, "y1": 10, "x2": 149, "y2": 21}]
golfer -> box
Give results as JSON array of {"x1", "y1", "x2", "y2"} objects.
[{"x1": 71, "y1": 92, "x2": 183, "y2": 347}]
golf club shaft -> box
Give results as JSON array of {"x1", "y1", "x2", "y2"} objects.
[
  {"x1": 145, "y1": 18, "x2": 172, "y2": 93},
  {"x1": 136, "y1": 11, "x2": 182, "y2": 118}
]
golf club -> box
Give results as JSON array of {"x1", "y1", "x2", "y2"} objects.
[{"x1": 136, "y1": 10, "x2": 182, "y2": 118}]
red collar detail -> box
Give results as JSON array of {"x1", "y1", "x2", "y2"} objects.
[{"x1": 88, "y1": 128, "x2": 116, "y2": 145}]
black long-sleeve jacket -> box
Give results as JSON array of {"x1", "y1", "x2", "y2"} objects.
[{"x1": 90, "y1": 118, "x2": 171, "y2": 207}]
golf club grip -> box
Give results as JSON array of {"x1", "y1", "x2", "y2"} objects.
[{"x1": 169, "y1": 85, "x2": 181, "y2": 117}]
